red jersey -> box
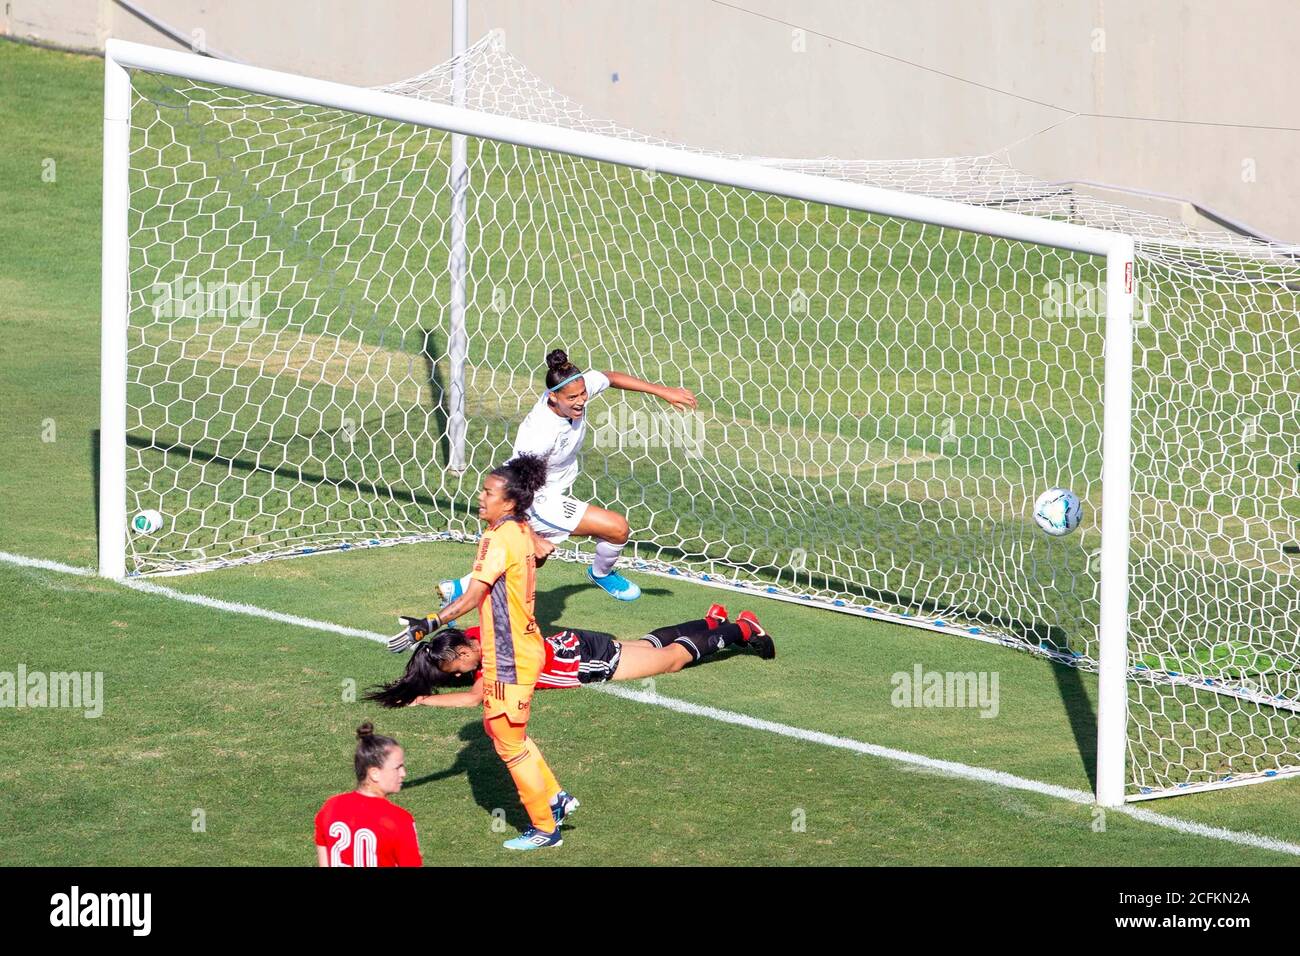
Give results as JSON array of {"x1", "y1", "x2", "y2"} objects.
[
  {"x1": 314, "y1": 791, "x2": 422, "y2": 867},
  {"x1": 466, "y1": 626, "x2": 581, "y2": 690}
]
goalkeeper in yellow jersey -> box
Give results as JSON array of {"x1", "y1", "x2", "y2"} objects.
[{"x1": 388, "y1": 453, "x2": 567, "y2": 850}]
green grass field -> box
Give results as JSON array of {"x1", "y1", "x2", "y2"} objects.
[{"x1": 3, "y1": 39, "x2": 1299, "y2": 866}]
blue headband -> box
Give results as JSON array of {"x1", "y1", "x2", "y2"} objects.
[{"x1": 547, "y1": 371, "x2": 584, "y2": 394}]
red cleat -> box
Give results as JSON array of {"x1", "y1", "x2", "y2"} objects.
[
  {"x1": 736, "y1": 610, "x2": 776, "y2": 660},
  {"x1": 705, "y1": 603, "x2": 729, "y2": 628}
]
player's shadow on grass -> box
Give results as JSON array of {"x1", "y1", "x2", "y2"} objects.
[
  {"x1": 402, "y1": 719, "x2": 537, "y2": 833},
  {"x1": 534, "y1": 581, "x2": 672, "y2": 633}
]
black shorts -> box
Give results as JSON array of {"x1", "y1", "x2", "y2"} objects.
[{"x1": 570, "y1": 628, "x2": 622, "y2": 684}]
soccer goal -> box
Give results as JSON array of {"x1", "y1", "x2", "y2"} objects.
[{"x1": 99, "y1": 37, "x2": 1300, "y2": 806}]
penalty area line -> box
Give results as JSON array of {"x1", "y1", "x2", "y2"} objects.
[{"x1": 3, "y1": 548, "x2": 1299, "y2": 858}]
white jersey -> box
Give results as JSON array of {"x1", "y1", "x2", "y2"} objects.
[{"x1": 512, "y1": 370, "x2": 611, "y2": 498}]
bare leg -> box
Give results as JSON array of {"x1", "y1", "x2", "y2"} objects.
[
  {"x1": 571, "y1": 505, "x2": 630, "y2": 545},
  {"x1": 573, "y1": 505, "x2": 633, "y2": 579},
  {"x1": 610, "y1": 641, "x2": 692, "y2": 681}
]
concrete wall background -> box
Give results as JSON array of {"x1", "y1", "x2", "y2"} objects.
[{"x1": 6, "y1": 0, "x2": 1297, "y2": 240}]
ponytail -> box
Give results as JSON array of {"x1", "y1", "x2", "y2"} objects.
[
  {"x1": 364, "y1": 629, "x2": 477, "y2": 708},
  {"x1": 544, "y1": 348, "x2": 583, "y2": 392},
  {"x1": 353, "y1": 722, "x2": 399, "y2": 783}
]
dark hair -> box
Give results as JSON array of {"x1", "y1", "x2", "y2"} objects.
[
  {"x1": 488, "y1": 453, "x2": 548, "y2": 519},
  {"x1": 364, "y1": 628, "x2": 478, "y2": 708},
  {"x1": 353, "y1": 722, "x2": 399, "y2": 783},
  {"x1": 544, "y1": 348, "x2": 583, "y2": 391}
]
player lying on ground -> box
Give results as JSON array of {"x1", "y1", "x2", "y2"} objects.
[
  {"x1": 368, "y1": 604, "x2": 774, "y2": 710},
  {"x1": 438, "y1": 347, "x2": 697, "y2": 605},
  {"x1": 388, "y1": 453, "x2": 573, "y2": 851},
  {"x1": 314, "y1": 723, "x2": 421, "y2": 867}
]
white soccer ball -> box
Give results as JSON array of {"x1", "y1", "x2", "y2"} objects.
[
  {"x1": 1033, "y1": 488, "x2": 1082, "y2": 536},
  {"x1": 132, "y1": 509, "x2": 164, "y2": 535}
]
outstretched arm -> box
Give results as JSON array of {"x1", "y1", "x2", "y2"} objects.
[
  {"x1": 604, "y1": 370, "x2": 697, "y2": 412},
  {"x1": 387, "y1": 577, "x2": 491, "y2": 652},
  {"x1": 411, "y1": 677, "x2": 484, "y2": 708}
]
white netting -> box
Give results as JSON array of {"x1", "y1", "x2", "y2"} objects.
[{"x1": 120, "y1": 34, "x2": 1300, "y2": 798}]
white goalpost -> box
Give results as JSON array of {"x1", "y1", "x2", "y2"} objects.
[
  {"x1": 100, "y1": 35, "x2": 1300, "y2": 808},
  {"x1": 446, "y1": 0, "x2": 470, "y2": 472}
]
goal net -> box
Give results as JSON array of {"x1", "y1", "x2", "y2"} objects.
[{"x1": 102, "y1": 36, "x2": 1300, "y2": 802}]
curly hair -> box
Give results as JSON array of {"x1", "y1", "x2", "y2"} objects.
[{"x1": 489, "y1": 453, "x2": 548, "y2": 519}]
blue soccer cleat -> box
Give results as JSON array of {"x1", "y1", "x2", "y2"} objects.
[
  {"x1": 587, "y1": 566, "x2": 641, "y2": 602},
  {"x1": 437, "y1": 576, "x2": 467, "y2": 625},
  {"x1": 503, "y1": 826, "x2": 563, "y2": 851},
  {"x1": 551, "y1": 790, "x2": 580, "y2": 826}
]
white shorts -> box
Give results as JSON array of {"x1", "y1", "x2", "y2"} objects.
[{"x1": 527, "y1": 491, "x2": 590, "y2": 544}]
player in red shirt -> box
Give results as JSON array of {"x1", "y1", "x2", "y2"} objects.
[
  {"x1": 366, "y1": 603, "x2": 775, "y2": 710},
  {"x1": 314, "y1": 723, "x2": 422, "y2": 867}
]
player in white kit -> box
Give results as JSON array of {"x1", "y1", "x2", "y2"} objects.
[{"x1": 440, "y1": 348, "x2": 696, "y2": 604}]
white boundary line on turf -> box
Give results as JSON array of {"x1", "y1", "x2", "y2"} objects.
[
  {"x1": 1, "y1": 552, "x2": 97, "y2": 577},
  {"x1": 593, "y1": 684, "x2": 1300, "y2": 858},
  {"x1": 4, "y1": 548, "x2": 1299, "y2": 858},
  {"x1": 0, "y1": 550, "x2": 388, "y2": 644},
  {"x1": 124, "y1": 578, "x2": 390, "y2": 644}
]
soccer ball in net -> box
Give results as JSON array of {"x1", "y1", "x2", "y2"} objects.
[
  {"x1": 131, "y1": 510, "x2": 164, "y2": 535},
  {"x1": 1032, "y1": 489, "x2": 1082, "y2": 536}
]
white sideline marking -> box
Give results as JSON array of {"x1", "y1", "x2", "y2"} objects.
[
  {"x1": 0, "y1": 550, "x2": 388, "y2": 645},
  {"x1": 595, "y1": 684, "x2": 1300, "y2": 858},
  {"x1": 3, "y1": 548, "x2": 1299, "y2": 857},
  {"x1": 0, "y1": 552, "x2": 97, "y2": 577},
  {"x1": 123, "y1": 578, "x2": 391, "y2": 644}
]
